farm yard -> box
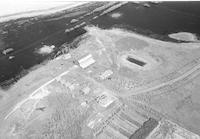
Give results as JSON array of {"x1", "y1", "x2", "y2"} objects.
[{"x1": 1, "y1": 26, "x2": 200, "y2": 139}]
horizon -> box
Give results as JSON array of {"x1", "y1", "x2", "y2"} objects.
[{"x1": 0, "y1": 0, "x2": 82, "y2": 17}]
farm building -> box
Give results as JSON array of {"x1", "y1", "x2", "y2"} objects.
[
  {"x1": 99, "y1": 70, "x2": 113, "y2": 80},
  {"x1": 97, "y1": 92, "x2": 117, "y2": 107},
  {"x1": 78, "y1": 54, "x2": 95, "y2": 69}
]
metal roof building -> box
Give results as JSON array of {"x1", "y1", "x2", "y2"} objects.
[{"x1": 78, "y1": 54, "x2": 95, "y2": 69}]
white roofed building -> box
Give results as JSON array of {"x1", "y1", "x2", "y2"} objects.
[
  {"x1": 99, "y1": 70, "x2": 113, "y2": 80},
  {"x1": 78, "y1": 54, "x2": 95, "y2": 69}
]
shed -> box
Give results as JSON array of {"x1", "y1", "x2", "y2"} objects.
[
  {"x1": 99, "y1": 70, "x2": 113, "y2": 80},
  {"x1": 78, "y1": 54, "x2": 95, "y2": 69}
]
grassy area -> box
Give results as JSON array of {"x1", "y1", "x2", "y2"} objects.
[
  {"x1": 21, "y1": 93, "x2": 92, "y2": 139},
  {"x1": 1, "y1": 25, "x2": 200, "y2": 139}
]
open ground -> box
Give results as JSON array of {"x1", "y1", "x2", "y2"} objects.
[{"x1": 0, "y1": 24, "x2": 200, "y2": 139}]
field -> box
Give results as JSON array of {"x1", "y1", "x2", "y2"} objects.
[{"x1": 1, "y1": 25, "x2": 200, "y2": 139}]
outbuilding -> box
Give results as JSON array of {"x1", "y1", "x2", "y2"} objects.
[{"x1": 78, "y1": 54, "x2": 95, "y2": 69}]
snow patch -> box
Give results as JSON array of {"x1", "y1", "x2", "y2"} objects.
[
  {"x1": 37, "y1": 45, "x2": 55, "y2": 55},
  {"x1": 110, "y1": 12, "x2": 122, "y2": 19}
]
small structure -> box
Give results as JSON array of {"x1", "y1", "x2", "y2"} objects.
[
  {"x1": 37, "y1": 45, "x2": 55, "y2": 54},
  {"x1": 8, "y1": 56, "x2": 15, "y2": 60},
  {"x1": 70, "y1": 18, "x2": 78, "y2": 23},
  {"x1": 81, "y1": 86, "x2": 90, "y2": 95},
  {"x1": 68, "y1": 84, "x2": 75, "y2": 91},
  {"x1": 62, "y1": 53, "x2": 71, "y2": 60},
  {"x1": 65, "y1": 28, "x2": 73, "y2": 33},
  {"x1": 143, "y1": 3, "x2": 151, "y2": 8},
  {"x1": 87, "y1": 113, "x2": 104, "y2": 129},
  {"x1": 93, "y1": 16, "x2": 98, "y2": 19},
  {"x1": 78, "y1": 54, "x2": 95, "y2": 69},
  {"x1": 99, "y1": 70, "x2": 113, "y2": 80},
  {"x1": 81, "y1": 101, "x2": 88, "y2": 107},
  {"x1": 2, "y1": 48, "x2": 14, "y2": 55},
  {"x1": 58, "y1": 79, "x2": 75, "y2": 91},
  {"x1": 96, "y1": 92, "x2": 117, "y2": 107}
]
